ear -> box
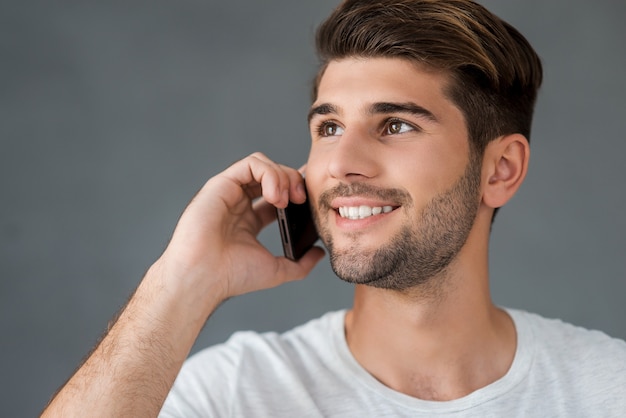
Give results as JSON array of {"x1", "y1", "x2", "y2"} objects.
[{"x1": 481, "y1": 134, "x2": 530, "y2": 210}]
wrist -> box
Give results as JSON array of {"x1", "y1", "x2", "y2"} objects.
[{"x1": 146, "y1": 255, "x2": 227, "y2": 323}]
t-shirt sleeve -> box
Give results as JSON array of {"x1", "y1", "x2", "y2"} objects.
[{"x1": 159, "y1": 333, "x2": 249, "y2": 417}]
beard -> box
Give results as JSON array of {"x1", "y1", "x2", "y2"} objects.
[{"x1": 313, "y1": 157, "x2": 482, "y2": 292}]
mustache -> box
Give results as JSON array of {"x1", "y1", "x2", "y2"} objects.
[{"x1": 317, "y1": 182, "x2": 413, "y2": 211}]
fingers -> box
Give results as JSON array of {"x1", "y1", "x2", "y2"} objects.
[
  {"x1": 252, "y1": 153, "x2": 307, "y2": 206},
  {"x1": 223, "y1": 152, "x2": 306, "y2": 208},
  {"x1": 252, "y1": 199, "x2": 278, "y2": 229}
]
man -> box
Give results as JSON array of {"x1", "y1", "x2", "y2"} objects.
[{"x1": 44, "y1": 0, "x2": 626, "y2": 416}]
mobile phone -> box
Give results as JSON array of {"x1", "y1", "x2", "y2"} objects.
[{"x1": 276, "y1": 191, "x2": 319, "y2": 261}]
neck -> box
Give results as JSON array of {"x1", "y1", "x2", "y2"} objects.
[{"x1": 344, "y1": 217, "x2": 516, "y2": 401}]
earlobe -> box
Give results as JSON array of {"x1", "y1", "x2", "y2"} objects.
[{"x1": 482, "y1": 134, "x2": 530, "y2": 209}]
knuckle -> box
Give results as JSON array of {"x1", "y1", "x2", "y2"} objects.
[{"x1": 249, "y1": 151, "x2": 268, "y2": 161}]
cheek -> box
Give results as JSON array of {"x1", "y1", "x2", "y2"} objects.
[
  {"x1": 304, "y1": 152, "x2": 325, "y2": 205},
  {"x1": 389, "y1": 148, "x2": 462, "y2": 204},
  {"x1": 390, "y1": 150, "x2": 438, "y2": 184}
]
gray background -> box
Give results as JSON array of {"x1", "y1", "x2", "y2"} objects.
[{"x1": 1, "y1": 0, "x2": 625, "y2": 416}]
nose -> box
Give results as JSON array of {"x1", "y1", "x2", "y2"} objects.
[{"x1": 327, "y1": 127, "x2": 380, "y2": 182}]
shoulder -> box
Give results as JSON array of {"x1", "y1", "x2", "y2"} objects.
[
  {"x1": 160, "y1": 310, "x2": 346, "y2": 416},
  {"x1": 193, "y1": 309, "x2": 345, "y2": 366},
  {"x1": 513, "y1": 309, "x2": 626, "y2": 359},
  {"x1": 511, "y1": 309, "x2": 626, "y2": 393}
]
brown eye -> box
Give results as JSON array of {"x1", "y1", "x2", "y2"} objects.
[
  {"x1": 388, "y1": 121, "x2": 402, "y2": 134},
  {"x1": 385, "y1": 120, "x2": 414, "y2": 135},
  {"x1": 319, "y1": 122, "x2": 344, "y2": 137}
]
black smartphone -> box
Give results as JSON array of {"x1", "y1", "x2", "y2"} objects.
[{"x1": 276, "y1": 191, "x2": 319, "y2": 261}]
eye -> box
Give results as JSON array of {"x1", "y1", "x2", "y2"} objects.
[
  {"x1": 317, "y1": 121, "x2": 344, "y2": 137},
  {"x1": 384, "y1": 119, "x2": 415, "y2": 135}
]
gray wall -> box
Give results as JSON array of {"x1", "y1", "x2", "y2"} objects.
[{"x1": 1, "y1": 1, "x2": 624, "y2": 416}]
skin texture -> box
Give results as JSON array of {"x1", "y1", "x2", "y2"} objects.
[{"x1": 42, "y1": 57, "x2": 530, "y2": 414}]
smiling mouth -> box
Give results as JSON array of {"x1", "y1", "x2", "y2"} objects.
[{"x1": 337, "y1": 205, "x2": 396, "y2": 220}]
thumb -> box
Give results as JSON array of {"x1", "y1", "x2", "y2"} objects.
[{"x1": 275, "y1": 246, "x2": 326, "y2": 283}]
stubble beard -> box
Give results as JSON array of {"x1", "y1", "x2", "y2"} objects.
[{"x1": 313, "y1": 158, "x2": 482, "y2": 294}]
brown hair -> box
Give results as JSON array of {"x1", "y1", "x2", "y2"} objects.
[{"x1": 314, "y1": 0, "x2": 543, "y2": 155}]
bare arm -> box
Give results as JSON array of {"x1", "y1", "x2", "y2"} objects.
[{"x1": 42, "y1": 153, "x2": 325, "y2": 417}]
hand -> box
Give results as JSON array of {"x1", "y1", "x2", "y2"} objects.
[{"x1": 156, "y1": 152, "x2": 325, "y2": 308}]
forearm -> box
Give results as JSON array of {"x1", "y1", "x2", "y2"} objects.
[{"x1": 42, "y1": 260, "x2": 223, "y2": 417}]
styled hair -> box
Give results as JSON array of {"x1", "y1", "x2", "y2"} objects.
[{"x1": 314, "y1": 0, "x2": 543, "y2": 155}]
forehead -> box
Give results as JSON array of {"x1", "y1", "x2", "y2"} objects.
[{"x1": 313, "y1": 57, "x2": 461, "y2": 122}]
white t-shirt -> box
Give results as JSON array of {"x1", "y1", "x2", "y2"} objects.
[{"x1": 160, "y1": 309, "x2": 626, "y2": 417}]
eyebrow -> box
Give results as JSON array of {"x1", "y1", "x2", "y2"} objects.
[
  {"x1": 307, "y1": 103, "x2": 338, "y2": 123},
  {"x1": 307, "y1": 101, "x2": 438, "y2": 123},
  {"x1": 371, "y1": 102, "x2": 438, "y2": 122}
]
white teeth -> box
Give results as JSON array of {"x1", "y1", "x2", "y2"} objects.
[{"x1": 338, "y1": 205, "x2": 394, "y2": 219}]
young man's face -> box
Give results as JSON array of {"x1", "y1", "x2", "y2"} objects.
[{"x1": 306, "y1": 57, "x2": 482, "y2": 290}]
